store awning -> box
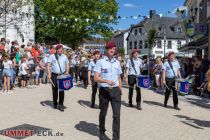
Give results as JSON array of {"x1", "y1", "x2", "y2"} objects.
[{"x1": 178, "y1": 35, "x2": 208, "y2": 52}]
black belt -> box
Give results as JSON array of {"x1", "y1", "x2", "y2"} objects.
[
  {"x1": 166, "y1": 77, "x2": 176, "y2": 81},
  {"x1": 100, "y1": 87, "x2": 119, "y2": 90},
  {"x1": 52, "y1": 72, "x2": 64, "y2": 76}
]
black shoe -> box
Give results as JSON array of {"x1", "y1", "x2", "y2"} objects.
[
  {"x1": 174, "y1": 106, "x2": 181, "y2": 110},
  {"x1": 99, "y1": 130, "x2": 106, "y2": 140},
  {"x1": 91, "y1": 103, "x2": 95, "y2": 108},
  {"x1": 137, "y1": 104, "x2": 142, "y2": 110},
  {"x1": 129, "y1": 103, "x2": 134, "y2": 107},
  {"x1": 58, "y1": 105, "x2": 64, "y2": 112},
  {"x1": 53, "y1": 105, "x2": 57, "y2": 109},
  {"x1": 164, "y1": 103, "x2": 167, "y2": 108}
]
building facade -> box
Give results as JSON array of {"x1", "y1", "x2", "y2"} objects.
[
  {"x1": 112, "y1": 29, "x2": 129, "y2": 56},
  {"x1": 178, "y1": 0, "x2": 210, "y2": 59},
  {"x1": 126, "y1": 14, "x2": 186, "y2": 58},
  {"x1": 0, "y1": 0, "x2": 35, "y2": 44},
  {"x1": 80, "y1": 38, "x2": 106, "y2": 54}
]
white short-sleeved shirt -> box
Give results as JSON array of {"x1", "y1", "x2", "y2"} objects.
[
  {"x1": 163, "y1": 60, "x2": 180, "y2": 78},
  {"x1": 126, "y1": 58, "x2": 142, "y2": 75},
  {"x1": 47, "y1": 54, "x2": 69, "y2": 74},
  {"x1": 94, "y1": 56, "x2": 122, "y2": 87},
  {"x1": 20, "y1": 63, "x2": 28, "y2": 75},
  {"x1": 3, "y1": 60, "x2": 12, "y2": 69}
]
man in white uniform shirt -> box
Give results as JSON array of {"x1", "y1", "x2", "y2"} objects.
[{"x1": 125, "y1": 49, "x2": 143, "y2": 110}]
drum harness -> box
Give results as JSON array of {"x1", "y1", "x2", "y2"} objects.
[
  {"x1": 166, "y1": 60, "x2": 177, "y2": 90},
  {"x1": 49, "y1": 54, "x2": 65, "y2": 87},
  {"x1": 55, "y1": 53, "x2": 65, "y2": 75}
]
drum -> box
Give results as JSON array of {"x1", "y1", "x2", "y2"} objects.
[
  {"x1": 176, "y1": 79, "x2": 190, "y2": 95},
  {"x1": 137, "y1": 75, "x2": 151, "y2": 88},
  {"x1": 57, "y1": 75, "x2": 73, "y2": 91}
]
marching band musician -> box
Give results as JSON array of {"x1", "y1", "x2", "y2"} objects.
[
  {"x1": 88, "y1": 50, "x2": 100, "y2": 108},
  {"x1": 69, "y1": 54, "x2": 75, "y2": 77},
  {"x1": 80, "y1": 54, "x2": 89, "y2": 89},
  {"x1": 73, "y1": 55, "x2": 80, "y2": 84},
  {"x1": 125, "y1": 49, "x2": 143, "y2": 110},
  {"x1": 162, "y1": 51, "x2": 182, "y2": 110},
  {"x1": 47, "y1": 44, "x2": 69, "y2": 112},
  {"x1": 94, "y1": 41, "x2": 122, "y2": 140}
]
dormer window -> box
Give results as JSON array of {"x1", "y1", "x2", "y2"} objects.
[
  {"x1": 139, "y1": 28, "x2": 142, "y2": 35},
  {"x1": 135, "y1": 29, "x2": 138, "y2": 35},
  {"x1": 171, "y1": 27, "x2": 175, "y2": 32},
  {"x1": 176, "y1": 27, "x2": 182, "y2": 34}
]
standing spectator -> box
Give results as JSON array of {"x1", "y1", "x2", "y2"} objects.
[
  {"x1": 10, "y1": 41, "x2": 16, "y2": 54},
  {"x1": 49, "y1": 45, "x2": 55, "y2": 54},
  {"x1": 142, "y1": 58, "x2": 148, "y2": 75},
  {"x1": 193, "y1": 56, "x2": 202, "y2": 95},
  {"x1": 5, "y1": 39, "x2": 10, "y2": 54},
  {"x1": 19, "y1": 56, "x2": 29, "y2": 88},
  {"x1": 31, "y1": 44, "x2": 40, "y2": 61},
  {"x1": 38, "y1": 57, "x2": 46, "y2": 84},
  {"x1": 153, "y1": 57, "x2": 163, "y2": 92},
  {"x1": 2, "y1": 54, "x2": 13, "y2": 93},
  {"x1": 34, "y1": 62, "x2": 40, "y2": 85},
  {"x1": 10, "y1": 56, "x2": 17, "y2": 90}
]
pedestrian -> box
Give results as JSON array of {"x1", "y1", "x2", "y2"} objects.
[
  {"x1": 47, "y1": 44, "x2": 69, "y2": 112},
  {"x1": 142, "y1": 57, "x2": 148, "y2": 75},
  {"x1": 153, "y1": 57, "x2": 163, "y2": 92},
  {"x1": 162, "y1": 51, "x2": 182, "y2": 110},
  {"x1": 34, "y1": 61, "x2": 40, "y2": 85},
  {"x1": 19, "y1": 56, "x2": 28, "y2": 88},
  {"x1": 2, "y1": 54, "x2": 13, "y2": 93},
  {"x1": 94, "y1": 41, "x2": 122, "y2": 140},
  {"x1": 125, "y1": 49, "x2": 143, "y2": 110},
  {"x1": 38, "y1": 57, "x2": 45, "y2": 84},
  {"x1": 88, "y1": 50, "x2": 100, "y2": 108}
]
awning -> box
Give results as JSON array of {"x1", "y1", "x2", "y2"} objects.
[{"x1": 178, "y1": 35, "x2": 208, "y2": 52}]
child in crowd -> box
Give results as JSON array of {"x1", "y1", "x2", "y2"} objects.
[
  {"x1": 2, "y1": 54, "x2": 13, "y2": 93},
  {"x1": 34, "y1": 62, "x2": 40, "y2": 85},
  {"x1": 19, "y1": 56, "x2": 28, "y2": 88}
]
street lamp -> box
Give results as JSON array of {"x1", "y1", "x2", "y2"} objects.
[{"x1": 162, "y1": 24, "x2": 166, "y2": 57}]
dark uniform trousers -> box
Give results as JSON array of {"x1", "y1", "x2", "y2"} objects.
[
  {"x1": 69, "y1": 67, "x2": 74, "y2": 77},
  {"x1": 91, "y1": 76, "x2": 98, "y2": 105},
  {"x1": 99, "y1": 87, "x2": 121, "y2": 140},
  {"x1": 51, "y1": 73, "x2": 65, "y2": 106},
  {"x1": 164, "y1": 78, "x2": 178, "y2": 106},
  {"x1": 81, "y1": 67, "x2": 88, "y2": 87},
  {"x1": 128, "y1": 75, "x2": 141, "y2": 105},
  {"x1": 74, "y1": 66, "x2": 80, "y2": 83}
]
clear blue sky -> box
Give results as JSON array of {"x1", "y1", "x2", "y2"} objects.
[{"x1": 112, "y1": 0, "x2": 185, "y2": 30}]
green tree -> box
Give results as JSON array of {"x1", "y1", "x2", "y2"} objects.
[
  {"x1": 34, "y1": 0, "x2": 118, "y2": 49},
  {"x1": 117, "y1": 48, "x2": 125, "y2": 57}
]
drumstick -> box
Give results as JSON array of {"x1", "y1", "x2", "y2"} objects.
[
  {"x1": 165, "y1": 84, "x2": 170, "y2": 90},
  {"x1": 49, "y1": 79, "x2": 55, "y2": 87}
]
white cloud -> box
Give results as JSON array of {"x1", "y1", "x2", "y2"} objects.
[{"x1": 123, "y1": 3, "x2": 136, "y2": 8}]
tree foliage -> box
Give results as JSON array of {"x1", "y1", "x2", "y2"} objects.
[
  {"x1": 117, "y1": 47, "x2": 125, "y2": 56},
  {"x1": 148, "y1": 28, "x2": 156, "y2": 48},
  {"x1": 34, "y1": 0, "x2": 118, "y2": 48}
]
